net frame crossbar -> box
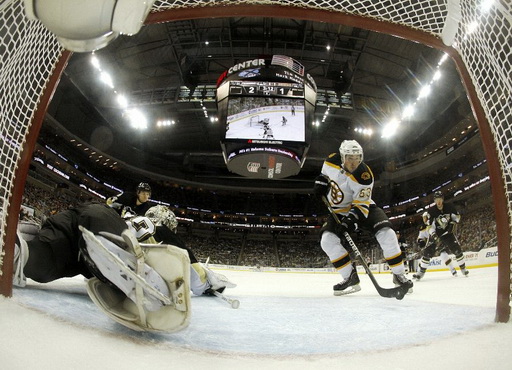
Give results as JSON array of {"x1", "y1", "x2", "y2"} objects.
[{"x1": 0, "y1": 0, "x2": 510, "y2": 322}]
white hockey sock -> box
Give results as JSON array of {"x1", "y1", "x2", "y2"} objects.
[{"x1": 376, "y1": 228, "x2": 406, "y2": 275}]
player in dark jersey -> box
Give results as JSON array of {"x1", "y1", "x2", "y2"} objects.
[
  {"x1": 413, "y1": 211, "x2": 458, "y2": 280},
  {"x1": 107, "y1": 182, "x2": 153, "y2": 216},
  {"x1": 426, "y1": 191, "x2": 469, "y2": 276}
]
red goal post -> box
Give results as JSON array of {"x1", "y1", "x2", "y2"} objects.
[{"x1": 0, "y1": 0, "x2": 510, "y2": 322}]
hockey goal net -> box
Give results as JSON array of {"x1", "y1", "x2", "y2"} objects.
[
  {"x1": 0, "y1": 0, "x2": 510, "y2": 321},
  {"x1": 249, "y1": 115, "x2": 261, "y2": 127}
]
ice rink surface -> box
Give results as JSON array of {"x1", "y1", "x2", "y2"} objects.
[{"x1": 1, "y1": 266, "x2": 512, "y2": 369}]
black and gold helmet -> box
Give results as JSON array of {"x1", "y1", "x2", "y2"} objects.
[{"x1": 136, "y1": 182, "x2": 151, "y2": 193}]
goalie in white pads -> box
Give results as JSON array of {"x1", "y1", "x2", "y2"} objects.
[
  {"x1": 12, "y1": 202, "x2": 235, "y2": 332},
  {"x1": 134, "y1": 205, "x2": 236, "y2": 297}
]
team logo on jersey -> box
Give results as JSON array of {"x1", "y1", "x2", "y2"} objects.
[
  {"x1": 329, "y1": 181, "x2": 344, "y2": 205},
  {"x1": 361, "y1": 171, "x2": 371, "y2": 181},
  {"x1": 435, "y1": 215, "x2": 450, "y2": 230}
]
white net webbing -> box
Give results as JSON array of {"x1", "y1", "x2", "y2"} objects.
[{"x1": 0, "y1": 0, "x2": 63, "y2": 270}]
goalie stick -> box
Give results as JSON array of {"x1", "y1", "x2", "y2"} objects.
[
  {"x1": 203, "y1": 257, "x2": 239, "y2": 308},
  {"x1": 321, "y1": 197, "x2": 409, "y2": 300},
  {"x1": 212, "y1": 290, "x2": 240, "y2": 309}
]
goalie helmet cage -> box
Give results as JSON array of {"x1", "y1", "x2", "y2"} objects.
[{"x1": 0, "y1": 0, "x2": 510, "y2": 321}]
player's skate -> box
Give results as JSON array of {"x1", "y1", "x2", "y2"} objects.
[
  {"x1": 461, "y1": 268, "x2": 469, "y2": 277},
  {"x1": 13, "y1": 232, "x2": 29, "y2": 287},
  {"x1": 413, "y1": 269, "x2": 426, "y2": 281},
  {"x1": 393, "y1": 273, "x2": 413, "y2": 294},
  {"x1": 451, "y1": 268, "x2": 458, "y2": 276},
  {"x1": 333, "y1": 268, "x2": 361, "y2": 296}
]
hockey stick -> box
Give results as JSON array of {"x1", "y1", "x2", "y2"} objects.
[
  {"x1": 212, "y1": 290, "x2": 240, "y2": 309},
  {"x1": 321, "y1": 197, "x2": 409, "y2": 300},
  {"x1": 203, "y1": 257, "x2": 239, "y2": 308}
]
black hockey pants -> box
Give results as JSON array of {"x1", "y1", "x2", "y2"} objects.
[{"x1": 24, "y1": 203, "x2": 127, "y2": 283}]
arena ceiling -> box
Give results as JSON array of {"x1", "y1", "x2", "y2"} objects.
[{"x1": 45, "y1": 16, "x2": 473, "y2": 193}]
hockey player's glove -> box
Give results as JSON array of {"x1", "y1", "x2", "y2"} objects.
[
  {"x1": 313, "y1": 175, "x2": 330, "y2": 198},
  {"x1": 335, "y1": 214, "x2": 358, "y2": 236},
  {"x1": 446, "y1": 222, "x2": 456, "y2": 234},
  {"x1": 418, "y1": 239, "x2": 426, "y2": 249}
]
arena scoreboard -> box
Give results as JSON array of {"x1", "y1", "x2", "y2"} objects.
[
  {"x1": 228, "y1": 81, "x2": 305, "y2": 98},
  {"x1": 217, "y1": 55, "x2": 317, "y2": 179}
]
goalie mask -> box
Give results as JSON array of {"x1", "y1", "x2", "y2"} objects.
[{"x1": 145, "y1": 205, "x2": 178, "y2": 233}]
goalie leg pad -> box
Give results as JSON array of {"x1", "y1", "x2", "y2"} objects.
[{"x1": 81, "y1": 227, "x2": 192, "y2": 333}]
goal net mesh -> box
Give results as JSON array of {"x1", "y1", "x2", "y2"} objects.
[{"x1": 0, "y1": 0, "x2": 510, "y2": 317}]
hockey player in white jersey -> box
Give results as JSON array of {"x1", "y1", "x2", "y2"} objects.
[
  {"x1": 413, "y1": 211, "x2": 458, "y2": 280},
  {"x1": 313, "y1": 140, "x2": 413, "y2": 296}
]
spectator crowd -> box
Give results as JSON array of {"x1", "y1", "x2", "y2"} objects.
[{"x1": 20, "y1": 175, "x2": 497, "y2": 269}]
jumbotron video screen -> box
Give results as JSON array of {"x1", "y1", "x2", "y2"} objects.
[
  {"x1": 217, "y1": 55, "x2": 317, "y2": 179},
  {"x1": 226, "y1": 95, "x2": 305, "y2": 142}
]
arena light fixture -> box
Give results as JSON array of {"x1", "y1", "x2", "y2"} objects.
[
  {"x1": 418, "y1": 85, "x2": 432, "y2": 99},
  {"x1": 100, "y1": 71, "x2": 114, "y2": 88},
  {"x1": 24, "y1": 0, "x2": 156, "y2": 52},
  {"x1": 381, "y1": 119, "x2": 400, "y2": 139},
  {"x1": 402, "y1": 104, "x2": 415, "y2": 119},
  {"x1": 125, "y1": 108, "x2": 147, "y2": 130},
  {"x1": 116, "y1": 94, "x2": 128, "y2": 108}
]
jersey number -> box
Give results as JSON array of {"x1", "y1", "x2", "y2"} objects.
[
  {"x1": 128, "y1": 216, "x2": 156, "y2": 241},
  {"x1": 358, "y1": 188, "x2": 372, "y2": 199}
]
